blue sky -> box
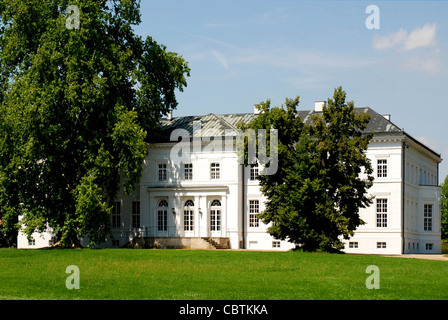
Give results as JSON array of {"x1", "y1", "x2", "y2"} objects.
[{"x1": 134, "y1": 1, "x2": 448, "y2": 180}]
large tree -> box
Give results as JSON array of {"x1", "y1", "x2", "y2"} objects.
[
  {"x1": 0, "y1": 0, "x2": 190, "y2": 247},
  {"x1": 239, "y1": 87, "x2": 374, "y2": 252}
]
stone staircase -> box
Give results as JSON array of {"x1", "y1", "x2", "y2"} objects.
[
  {"x1": 125, "y1": 237, "x2": 230, "y2": 249},
  {"x1": 201, "y1": 237, "x2": 230, "y2": 249}
]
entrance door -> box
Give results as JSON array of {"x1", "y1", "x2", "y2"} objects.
[{"x1": 210, "y1": 199, "x2": 222, "y2": 237}]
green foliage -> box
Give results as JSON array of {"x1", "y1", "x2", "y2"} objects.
[
  {"x1": 240, "y1": 87, "x2": 373, "y2": 252},
  {"x1": 0, "y1": 0, "x2": 190, "y2": 247},
  {"x1": 441, "y1": 175, "x2": 448, "y2": 240}
]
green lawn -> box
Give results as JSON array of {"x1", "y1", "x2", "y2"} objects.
[{"x1": 1, "y1": 248, "x2": 447, "y2": 300}]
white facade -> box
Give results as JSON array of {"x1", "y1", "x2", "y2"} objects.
[
  {"x1": 343, "y1": 136, "x2": 442, "y2": 254},
  {"x1": 17, "y1": 108, "x2": 443, "y2": 254}
]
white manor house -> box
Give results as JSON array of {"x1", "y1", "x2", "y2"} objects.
[{"x1": 18, "y1": 102, "x2": 443, "y2": 254}]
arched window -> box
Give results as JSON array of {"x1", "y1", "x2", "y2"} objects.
[
  {"x1": 157, "y1": 199, "x2": 168, "y2": 231},
  {"x1": 184, "y1": 200, "x2": 194, "y2": 232},
  {"x1": 184, "y1": 199, "x2": 194, "y2": 207},
  {"x1": 158, "y1": 199, "x2": 168, "y2": 207},
  {"x1": 210, "y1": 199, "x2": 221, "y2": 232}
]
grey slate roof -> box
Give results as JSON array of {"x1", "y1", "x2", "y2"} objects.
[
  {"x1": 160, "y1": 107, "x2": 401, "y2": 139},
  {"x1": 157, "y1": 107, "x2": 440, "y2": 159}
]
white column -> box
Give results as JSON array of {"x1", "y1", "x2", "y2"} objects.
[
  {"x1": 195, "y1": 195, "x2": 200, "y2": 237},
  {"x1": 222, "y1": 194, "x2": 227, "y2": 238}
]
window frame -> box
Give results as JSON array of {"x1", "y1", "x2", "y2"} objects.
[
  {"x1": 210, "y1": 199, "x2": 221, "y2": 231},
  {"x1": 249, "y1": 199, "x2": 260, "y2": 228},
  {"x1": 250, "y1": 164, "x2": 259, "y2": 181},
  {"x1": 158, "y1": 163, "x2": 167, "y2": 181},
  {"x1": 349, "y1": 242, "x2": 358, "y2": 249},
  {"x1": 112, "y1": 201, "x2": 121, "y2": 228},
  {"x1": 210, "y1": 162, "x2": 220, "y2": 180},
  {"x1": 132, "y1": 201, "x2": 140, "y2": 228},
  {"x1": 377, "y1": 159, "x2": 388, "y2": 178},
  {"x1": 424, "y1": 204, "x2": 433, "y2": 231},
  {"x1": 157, "y1": 200, "x2": 168, "y2": 232},
  {"x1": 376, "y1": 242, "x2": 387, "y2": 249},
  {"x1": 376, "y1": 198, "x2": 388, "y2": 228},
  {"x1": 184, "y1": 163, "x2": 193, "y2": 181},
  {"x1": 183, "y1": 199, "x2": 194, "y2": 232}
]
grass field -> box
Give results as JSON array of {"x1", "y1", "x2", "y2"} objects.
[{"x1": 1, "y1": 248, "x2": 447, "y2": 300}]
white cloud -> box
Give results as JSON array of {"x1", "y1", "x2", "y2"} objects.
[
  {"x1": 211, "y1": 50, "x2": 229, "y2": 70},
  {"x1": 401, "y1": 48, "x2": 445, "y2": 75},
  {"x1": 373, "y1": 23, "x2": 437, "y2": 51},
  {"x1": 373, "y1": 29, "x2": 407, "y2": 50},
  {"x1": 405, "y1": 23, "x2": 437, "y2": 50}
]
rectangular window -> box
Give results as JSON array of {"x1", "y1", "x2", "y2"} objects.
[
  {"x1": 424, "y1": 204, "x2": 433, "y2": 231},
  {"x1": 349, "y1": 242, "x2": 358, "y2": 249},
  {"x1": 250, "y1": 165, "x2": 259, "y2": 181},
  {"x1": 210, "y1": 163, "x2": 220, "y2": 180},
  {"x1": 377, "y1": 159, "x2": 388, "y2": 178},
  {"x1": 158, "y1": 210, "x2": 167, "y2": 232},
  {"x1": 377, "y1": 242, "x2": 387, "y2": 249},
  {"x1": 249, "y1": 200, "x2": 260, "y2": 228},
  {"x1": 112, "y1": 239, "x2": 120, "y2": 247},
  {"x1": 28, "y1": 238, "x2": 35, "y2": 246},
  {"x1": 184, "y1": 210, "x2": 194, "y2": 231},
  {"x1": 376, "y1": 198, "x2": 388, "y2": 228},
  {"x1": 426, "y1": 243, "x2": 433, "y2": 250},
  {"x1": 158, "y1": 163, "x2": 167, "y2": 181},
  {"x1": 272, "y1": 241, "x2": 281, "y2": 248},
  {"x1": 112, "y1": 201, "x2": 121, "y2": 228},
  {"x1": 184, "y1": 163, "x2": 193, "y2": 180},
  {"x1": 132, "y1": 201, "x2": 140, "y2": 228}
]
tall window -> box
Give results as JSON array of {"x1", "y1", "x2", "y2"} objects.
[
  {"x1": 132, "y1": 201, "x2": 140, "y2": 228},
  {"x1": 157, "y1": 200, "x2": 168, "y2": 232},
  {"x1": 184, "y1": 200, "x2": 194, "y2": 232},
  {"x1": 158, "y1": 163, "x2": 167, "y2": 181},
  {"x1": 210, "y1": 163, "x2": 220, "y2": 180},
  {"x1": 377, "y1": 159, "x2": 388, "y2": 178},
  {"x1": 424, "y1": 204, "x2": 433, "y2": 231},
  {"x1": 210, "y1": 199, "x2": 221, "y2": 232},
  {"x1": 249, "y1": 200, "x2": 260, "y2": 228},
  {"x1": 184, "y1": 163, "x2": 193, "y2": 180},
  {"x1": 112, "y1": 201, "x2": 121, "y2": 228},
  {"x1": 376, "y1": 198, "x2": 388, "y2": 228},
  {"x1": 250, "y1": 164, "x2": 259, "y2": 181}
]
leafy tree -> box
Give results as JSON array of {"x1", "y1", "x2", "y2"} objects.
[
  {"x1": 0, "y1": 0, "x2": 190, "y2": 247},
  {"x1": 441, "y1": 175, "x2": 448, "y2": 240},
  {"x1": 239, "y1": 87, "x2": 373, "y2": 252}
]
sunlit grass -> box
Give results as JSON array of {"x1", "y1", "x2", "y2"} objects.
[{"x1": 1, "y1": 248, "x2": 447, "y2": 300}]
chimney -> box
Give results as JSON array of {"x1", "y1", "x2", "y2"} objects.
[
  {"x1": 382, "y1": 114, "x2": 390, "y2": 121},
  {"x1": 167, "y1": 110, "x2": 172, "y2": 121},
  {"x1": 254, "y1": 105, "x2": 261, "y2": 115},
  {"x1": 314, "y1": 101, "x2": 326, "y2": 112}
]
